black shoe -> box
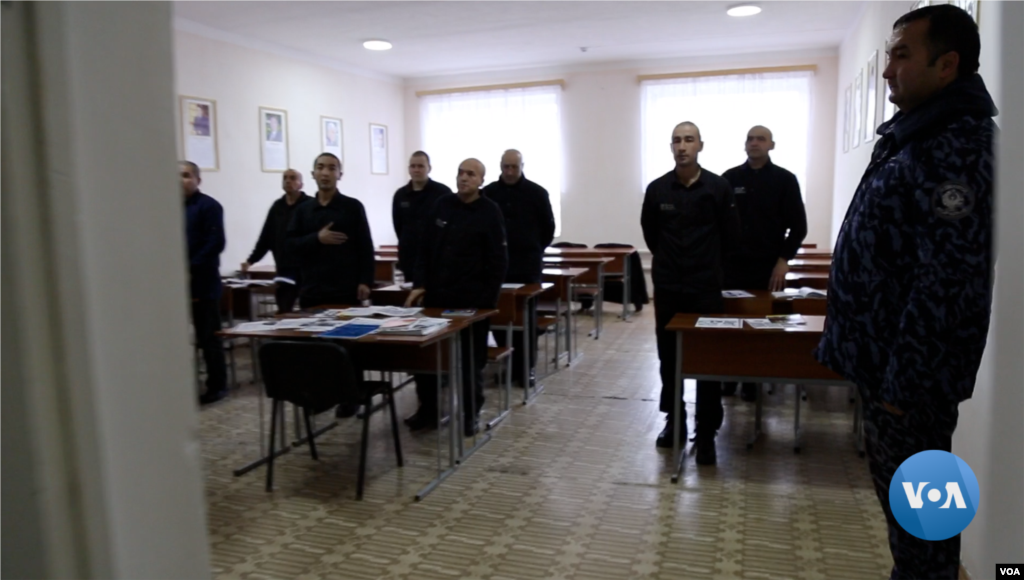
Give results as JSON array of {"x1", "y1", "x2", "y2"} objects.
[
  {"x1": 696, "y1": 436, "x2": 717, "y2": 466},
  {"x1": 740, "y1": 383, "x2": 758, "y2": 402},
  {"x1": 335, "y1": 403, "x2": 359, "y2": 418},
  {"x1": 463, "y1": 416, "x2": 480, "y2": 437},
  {"x1": 198, "y1": 388, "x2": 228, "y2": 405},
  {"x1": 722, "y1": 382, "x2": 737, "y2": 397},
  {"x1": 404, "y1": 408, "x2": 440, "y2": 431}
]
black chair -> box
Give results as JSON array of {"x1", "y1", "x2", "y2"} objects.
[
  {"x1": 551, "y1": 241, "x2": 588, "y2": 248},
  {"x1": 258, "y1": 341, "x2": 403, "y2": 499},
  {"x1": 594, "y1": 242, "x2": 649, "y2": 312}
]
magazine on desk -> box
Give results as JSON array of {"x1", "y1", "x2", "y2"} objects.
[
  {"x1": 376, "y1": 317, "x2": 450, "y2": 336},
  {"x1": 772, "y1": 287, "x2": 827, "y2": 299}
]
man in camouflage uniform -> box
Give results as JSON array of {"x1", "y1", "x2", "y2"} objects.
[{"x1": 815, "y1": 5, "x2": 996, "y2": 579}]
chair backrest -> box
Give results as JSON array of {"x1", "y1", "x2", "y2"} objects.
[
  {"x1": 593, "y1": 242, "x2": 634, "y2": 249},
  {"x1": 258, "y1": 341, "x2": 362, "y2": 413},
  {"x1": 551, "y1": 241, "x2": 588, "y2": 248}
]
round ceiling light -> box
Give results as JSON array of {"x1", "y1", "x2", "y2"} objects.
[
  {"x1": 363, "y1": 40, "x2": 393, "y2": 51},
  {"x1": 727, "y1": 4, "x2": 762, "y2": 17}
]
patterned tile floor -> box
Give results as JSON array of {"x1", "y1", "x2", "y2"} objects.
[{"x1": 201, "y1": 308, "x2": 892, "y2": 579}]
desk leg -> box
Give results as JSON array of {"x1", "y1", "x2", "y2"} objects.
[
  {"x1": 747, "y1": 382, "x2": 765, "y2": 450},
  {"x1": 524, "y1": 295, "x2": 545, "y2": 405},
  {"x1": 487, "y1": 325, "x2": 513, "y2": 430},
  {"x1": 671, "y1": 331, "x2": 685, "y2": 483},
  {"x1": 854, "y1": 390, "x2": 865, "y2": 458},
  {"x1": 461, "y1": 322, "x2": 492, "y2": 461},
  {"x1": 416, "y1": 337, "x2": 458, "y2": 501},
  {"x1": 793, "y1": 385, "x2": 802, "y2": 454},
  {"x1": 622, "y1": 259, "x2": 631, "y2": 321}
]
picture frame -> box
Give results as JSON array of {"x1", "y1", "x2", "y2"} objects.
[
  {"x1": 320, "y1": 116, "x2": 344, "y2": 162},
  {"x1": 179, "y1": 96, "x2": 219, "y2": 171},
  {"x1": 369, "y1": 123, "x2": 388, "y2": 175},
  {"x1": 852, "y1": 70, "x2": 863, "y2": 149},
  {"x1": 865, "y1": 50, "x2": 878, "y2": 144},
  {"x1": 843, "y1": 84, "x2": 852, "y2": 153},
  {"x1": 259, "y1": 106, "x2": 289, "y2": 172}
]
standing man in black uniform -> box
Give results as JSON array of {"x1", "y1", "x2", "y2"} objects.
[
  {"x1": 721, "y1": 126, "x2": 808, "y2": 401},
  {"x1": 241, "y1": 168, "x2": 311, "y2": 312},
  {"x1": 816, "y1": 6, "x2": 996, "y2": 578},
  {"x1": 406, "y1": 158, "x2": 508, "y2": 437},
  {"x1": 640, "y1": 122, "x2": 740, "y2": 465},
  {"x1": 286, "y1": 153, "x2": 375, "y2": 309},
  {"x1": 181, "y1": 161, "x2": 229, "y2": 405},
  {"x1": 482, "y1": 149, "x2": 556, "y2": 388},
  {"x1": 392, "y1": 151, "x2": 453, "y2": 280}
]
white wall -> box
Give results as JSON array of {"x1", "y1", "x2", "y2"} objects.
[
  {"x1": 833, "y1": 2, "x2": 1024, "y2": 577},
  {"x1": 3, "y1": 2, "x2": 211, "y2": 578},
  {"x1": 173, "y1": 30, "x2": 408, "y2": 272},
  {"x1": 404, "y1": 49, "x2": 839, "y2": 250}
]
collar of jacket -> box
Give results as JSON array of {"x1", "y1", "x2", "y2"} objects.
[{"x1": 878, "y1": 74, "x2": 997, "y2": 149}]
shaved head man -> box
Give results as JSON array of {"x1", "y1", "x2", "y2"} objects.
[
  {"x1": 721, "y1": 127, "x2": 807, "y2": 401},
  {"x1": 392, "y1": 151, "x2": 453, "y2": 278},
  {"x1": 640, "y1": 120, "x2": 741, "y2": 465},
  {"x1": 405, "y1": 157, "x2": 508, "y2": 437},
  {"x1": 241, "y1": 167, "x2": 312, "y2": 313},
  {"x1": 482, "y1": 149, "x2": 555, "y2": 390}
]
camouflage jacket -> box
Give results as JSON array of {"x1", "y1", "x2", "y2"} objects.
[{"x1": 815, "y1": 74, "x2": 997, "y2": 413}]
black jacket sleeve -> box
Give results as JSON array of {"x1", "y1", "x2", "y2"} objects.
[
  {"x1": 717, "y1": 182, "x2": 741, "y2": 256},
  {"x1": 391, "y1": 190, "x2": 403, "y2": 240},
  {"x1": 779, "y1": 174, "x2": 808, "y2": 260},
  {"x1": 412, "y1": 202, "x2": 439, "y2": 289},
  {"x1": 246, "y1": 204, "x2": 276, "y2": 265},
  {"x1": 536, "y1": 186, "x2": 556, "y2": 248},
  {"x1": 484, "y1": 207, "x2": 509, "y2": 306},
  {"x1": 191, "y1": 201, "x2": 226, "y2": 268},
  {"x1": 286, "y1": 205, "x2": 319, "y2": 266},
  {"x1": 353, "y1": 201, "x2": 376, "y2": 287},
  {"x1": 640, "y1": 183, "x2": 660, "y2": 255}
]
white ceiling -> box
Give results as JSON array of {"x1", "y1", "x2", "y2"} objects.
[{"x1": 173, "y1": 1, "x2": 865, "y2": 80}]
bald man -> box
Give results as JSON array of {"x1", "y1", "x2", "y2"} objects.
[
  {"x1": 721, "y1": 127, "x2": 807, "y2": 401},
  {"x1": 482, "y1": 149, "x2": 555, "y2": 388},
  {"x1": 641, "y1": 121, "x2": 741, "y2": 465},
  {"x1": 406, "y1": 158, "x2": 508, "y2": 437},
  {"x1": 242, "y1": 168, "x2": 311, "y2": 312}
]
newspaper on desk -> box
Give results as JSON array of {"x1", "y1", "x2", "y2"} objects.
[
  {"x1": 223, "y1": 278, "x2": 275, "y2": 288},
  {"x1": 722, "y1": 290, "x2": 756, "y2": 298},
  {"x1": 228, "y1": 318, "x2": 345, "y2": 332},
  {"x1": 330, "y1": 306, "x2": 423, "y2": 318},
  {"x1": 694, "y1": 317, "x2": 743, "y2": 329},
  {"x1": 771, "y1": 287, "x2": 827, "y2": 299}
]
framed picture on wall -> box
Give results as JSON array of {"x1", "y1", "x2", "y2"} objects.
[
  {"x1": 369, "y1": 123, "x2": 388, "y2": 175},
  {"x1": 865, "y1": 51, "x2": 879, "y2": 144},
  {"x1": 179, "y1": 96, "x2": 218, "y2": 171},
  {"x1": 843, "y1": 84, "x2": 852, "y2": 153},
  {"x1": 951, "y1": 0, "x2": 980, "y2": 25},
  {"x1": 853, "y1": 70, "x2": 863, "y2": 149},
  {"x1": 321, "y1": 116, "x2": 343, "y2": 162},
  {"x1": 260, "y1": 107, "x2": 289, "y2": 172}
]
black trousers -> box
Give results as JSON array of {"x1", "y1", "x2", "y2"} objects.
[
  {"x1": 415, "y1": 320, "x2": 489, "y2": 419},
  {"x1": 862, "y1": 389, "x2": 961, "y2": 579},
  {"x1": 723, "y1": 256, "x2": 775, "y2": 290},
  {"x1": 653, "y1": 289, "x2": 723, "y2": 435},
  {"x1": 191, "y1": 298, "x2": 227, "y2": 394},
  {"x1": 274, "y1": 270, "x2": 301, "y2": 313},
  {"x1": 493, "y1": 298, "x2": 537, "y2": 380}
]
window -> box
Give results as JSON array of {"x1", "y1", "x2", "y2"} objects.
[
  {"x1": 641, "y1": 70, "x2": 813, "y2": 196},
  {"x1": 420, "y1": 84, "x2": 563, "y2": 235}
]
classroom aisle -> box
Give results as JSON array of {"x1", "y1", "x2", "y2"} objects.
[{"x1": 199, "y1": 308, "x2": 891, "y2": 580}]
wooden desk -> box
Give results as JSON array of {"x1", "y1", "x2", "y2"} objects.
[
  {"x1": 796, "y1": 248, "x2": 833, "y2": 259},
  {"x1": 723, "y1": 290, "x2": 828, "y2": 317},
  {"x1": 246, "y1": 264, "x2": 276, "y2": 280},
  {"x1": 786, "y1": 271, "x2": 829, "y2": 290},
  {"x1": 492, "y1": 283, "x2": 552, "y2": 406},
  {"x1": 545, "y1": 248, "x2": 636, "y2": 320},
  {"x1": 219, "y1": 306, "x2": 497, "y2": 500},
  {"x1": 247, "y1": 260, "x2": 399, "y2": 287},
  {"x1": 542, "y1": 268, "x2": 588, "y2": 365},
  {"x1": 541, "y1": 256, "x2": 613, "y2": 339},
  {"x1": 664, "y1": 313, "x2": 852, "y2": 481},
  {"x1": 787, "y1": 258, "x2": 832, "y2": 273}
]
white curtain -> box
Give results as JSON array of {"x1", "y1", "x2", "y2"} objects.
[
  {"x1": 420, "y1": 85, "x2": 563, "y2": 236},
  {"x1": 641, "y1": 71, "x2": 813, "y2": 196}
]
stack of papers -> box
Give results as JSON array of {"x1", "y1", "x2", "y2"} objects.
[
  {"x1": 377, "y1": 317, "x2": 451, "y2": 336},
  {"x1": 695, "y1": 317, "x2": 742, "y2": 329},
  {"x1": 331, "y1": 306, "x2": 423, "y2": 318},
  {"x1": 744, "y1": 314, "x2": 808, "y2": 330},
  {"x1": 228, "y1": 318, "x2": 346, "y2": 332},
  {"x1": 501, "y1": 283, "x2": 525, "y2": 289},
  {"x1": 223, "y1": 278, "x2": 275, "y2": 288},
  {"x1": 722, "y1": 290, "x2": 756, "y2": 298},
  {"x1": 772, "y1": 287, "x2": 827, "y2": 299}
]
